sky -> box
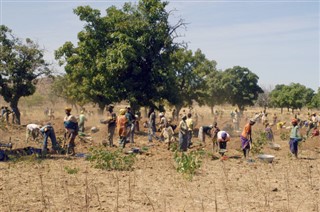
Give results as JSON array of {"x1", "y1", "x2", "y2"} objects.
[{"x1": 1, "y1": 0, "x2": 319, "y2": 91}]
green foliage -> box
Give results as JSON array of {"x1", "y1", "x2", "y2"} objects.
[
  {"x1": 170, "y1": 48, "x2": 216, "y2": 110},
  {"x1": 270, "y1": 83, "x2": 315, "y2": 111},
  {"x1": 204, "y1": 70, "x2": 225, "y2": 110},
  {"x1": 280, "y1": 132, "x2": 289, "y2": 141},
  {"x1": 220, "y1": 66, "x2": 263, "y2": 111},
  {"x1": 251, "y1": 130, "x2": 268, "y2": 155},
  {"x1": 86, "y1": 148, "x2": 135, "y2": 171},
  {"x1": 55, "y1": 0, "x2": 184, "y2": 109},
  {"x1": 309, "y1": 88, "x2": 320, "y2": 109},
  {"x1": 174, "y1": 150, "x2": 203, "y2": 180},
  {"x1": 64, "y1": 166, "x2": 79, "y2": 174},
  {"x1": 169, "y1": 142, "x2": 178, "y2": 152},
  {"x1": 0, "y1": 25, "x2": 50, "y2": 124}
]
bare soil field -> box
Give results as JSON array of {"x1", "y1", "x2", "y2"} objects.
[{"x1": 0, "y1": 105, "x2": 319, "y2": 212}]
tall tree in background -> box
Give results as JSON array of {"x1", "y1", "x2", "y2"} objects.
[
  {"x1": 221, "y1": 66, "x2": 263, "y2": 112},
  {"x1": 205, "y1": 70, "x2": 225, "y2": 114},
  {"x1": 310, "y1": 88, "x2": 320, "y2": 109},
  {"x1": 0, "y1": 25, "x2": 50, "y2": 124},
  {"x1": 55, "y1": 0, "x2": 184, "y2": 112},
  {"x1": 270, "y1": 83, "x2": 314, "y2": 113},
  {"x1": 169, "y1": 48, "x2": 215, "y2": 115}
]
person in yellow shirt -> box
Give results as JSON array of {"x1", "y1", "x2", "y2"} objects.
[
  {"x1": 276, "y1": 121, "x2": 286, "y2": 130},
  {"x1": 186, "y1": 113, "x2": 194, "y2": 148}
]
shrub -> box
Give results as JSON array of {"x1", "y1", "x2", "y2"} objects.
[
  {"x1": 280, "y1": 132, "x2": 289, "y2": 141},
  {"x1": 174, "y1": 150, "x2": 203, "y2": 180},
  {"x1": 251, "y1": 130, "x2": 268, "y2": 155},
  {"x1": 86, "y1": 148, "x2": 135, "y2": 171},
  {"x1": 64, "y1": 166, "x2": 79, "y2": 174}
]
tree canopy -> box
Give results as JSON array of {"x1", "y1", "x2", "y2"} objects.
[
  {"x1": 55, "y1": 0, "x2": 184, "y2": 112},
  {"x1": 220, "y1": 66, "x2": 263, "y2": 112},
  {"x1": 0, "y1": 25, "x2": 50, "y2": 124}
]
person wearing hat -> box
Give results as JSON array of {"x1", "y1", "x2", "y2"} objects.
[
  {"x1": 63, "y1": 107, "x2": 78, "y2": 155},
  {"x1": 216, "y1": 130, "x2": 230, "y2": 156},
  {"x1": 289, "y1": 118, "x2": 303, "y2": 158},
  {"x1": 178, "y1": 115, "x2": 188, "y2": 151},
  {"x1": 117, "y1": 108, "x2": 128, "y2": 148},
  {"x1": 78, "y1": 110, "x2": 87, "y2": 133},
  {"x1": 240, "y1": 118, "x2": 256, "y2": 158}
]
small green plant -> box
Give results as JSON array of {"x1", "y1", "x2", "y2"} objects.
[
  {"x1": 174, "y1": 150, "x2": 203, "y2": 180},
  {"x1": 64, "y1": 166, "x2": 79, "y2": 174},
  {"x1": 87, "y1": 148, "x2": 135, "y2": 171},
  {"x1": 280, "y1": 132, "x2": 289, "y2": 141},
  {"x1": 141, "y1": 146, "x2": 149, "y2": 152},
  {"x1": 251, "y1": 130, "x2": 268, "y2": 155},
  {"x1": 169, "y1": 142, "x2": 178, "y2": 152}
]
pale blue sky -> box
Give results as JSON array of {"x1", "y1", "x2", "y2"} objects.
[{"x1": 1, "y1": 0, "x2": 319, "y2": 91}]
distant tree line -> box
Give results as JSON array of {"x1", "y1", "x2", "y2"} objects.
[{"x1": 1, "y1": 0, "x2": 319, "y2": 124}]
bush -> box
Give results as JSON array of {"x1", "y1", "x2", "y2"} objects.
[
  {"x1": 280, "y1": 132, "x2": 289, "y2": 141},
  {"x1": 64, "y1": 166, "x2": 79, "y2": 174},
  {"x1": 86, "y1": 148, "x2": 135, "y2": 171},
  {"x1": 251, "y1": 130, "x2": 268, "y2": 155},
  {"x1": 174, "y1": 150, "x2": 203, "y2": 180}
]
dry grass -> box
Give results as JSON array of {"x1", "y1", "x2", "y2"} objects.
[{"x1": 0, "y1": 104, "x2": 319, "y2": 211}]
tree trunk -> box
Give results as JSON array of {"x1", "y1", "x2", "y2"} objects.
[
  {"x1": 10, "y1": 99, "x2": 21, "y2": 125},
  {"x1": 175, "y1": 104, "x2": 183, "y2": 121},
  {"x1": 281, "y1": 108, "x2": 283, "y2": 114},
  {"x1": 143, "y1": 107, "x2": 148, "y2": 118},
  {"x1": 210, "y1": 105, "x2": 214, "y2": 115},
  {"x1": 98, "y1": 103, "x2": 105, "y2": 115}
]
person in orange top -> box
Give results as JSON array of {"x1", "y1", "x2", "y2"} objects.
[
  {"x1": 240, "y1": 119, "x2": 256, "y2": 158},
  {"x1": 117, "y1": 109, "x2": 128, "y2": 148}
]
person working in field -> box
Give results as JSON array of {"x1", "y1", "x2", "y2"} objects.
[
  {"x1": 101, "y1": 104, "x2": 117, "y2": 147},
  {"x1": 78, "y1": 110, "x2": 87, "y2": 133},
  {"x1": 186, "y1": 113, "x2": 194, "y2": 148},
  {"x1": 40, "y1": 123, "x2": 61, "y2": 156},
  {"x1": 216, "y1": 130, "x2": 230, "y2": 157},
  {"x1": 26, "y1": 123, "x2": 41, "y2": 142},
  {"x1": 265, "y1": 123, "x2": 274, "y2": 143},
  {"x1": 117, "y1": 109, "x2": 128, "y2": 148},
  {"x1": 160, "y1": 122, "x2": 175, "y2": 150},
  {"x1": 289, "y1": 118, "x2": 304, "y2": 158},
  {"x1": 240, "y1": 119, "x2": 256, "y2": 159},
  {"x1": 178, "y1": 115, "x2": 188, "y2": 151},
  {"x1": 125, "y1": 106, "x2": 136, "y2": 143},
  {"x1": 64, "y1": 107, "x2": 78, "y2": 155}
]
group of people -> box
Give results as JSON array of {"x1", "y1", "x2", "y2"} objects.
[
  {"x1": 0, "y1": 106, "x2": 16, "y2": 124},
  {"x1": 22, "y1": 104, "x2": 319, "y2": 160},
  {"x1": 26, "y1": 107, "x2": 79, "y2": 156}
]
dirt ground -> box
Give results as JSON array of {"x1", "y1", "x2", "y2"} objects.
[{"x1": 0, "y1": 105, "x2": 319, "y2": 212}]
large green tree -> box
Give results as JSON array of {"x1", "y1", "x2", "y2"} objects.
[
  {"x1": 204, "y1": 70, "x2": 225, "y2": 114},
  {"x1": 55, "y1": 0, "x2": 184, "y2": 112},
  {"x1": 221, "y1": 66, "x2": 263, "y2": 112},
  {"x1": 168, "y1": 48, "x2": 216, "y2": 115},
  {"x1": 270, "y1": 83, "x2": 314, "y2": 113},
  {"x1": 0, "y1": 25, "x2": 50, "y2": 124},
  {"x1": 310, "y1": 88, "x2": 320, "y2": 109}
]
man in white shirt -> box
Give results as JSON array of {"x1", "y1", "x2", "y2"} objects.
[
  {"x1": 217, "y1": 130, "x2": 230, "y2": 156},
  {"x1": 26, "y1": 123, "x2": 41, "y2": 142}
]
